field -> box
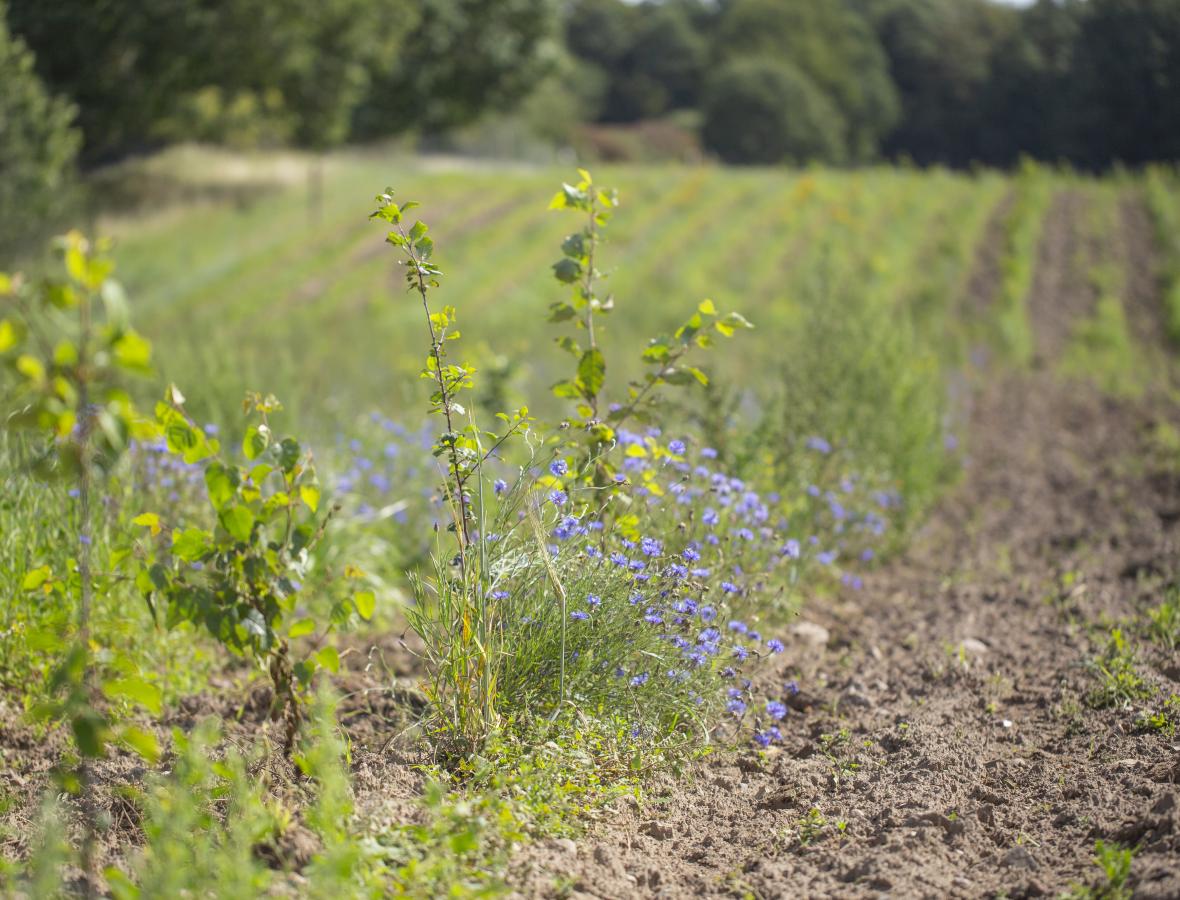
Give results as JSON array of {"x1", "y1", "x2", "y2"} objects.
[{"x1": 3, "y1": 147, "x2": 1180, "y2": 897}]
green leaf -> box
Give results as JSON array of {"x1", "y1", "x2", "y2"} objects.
[
  {"x1": 171, "y1": 527, "x2": 212, "y2": 562},
  {"x1": 204, "y1": 462, "x2": 237, "y2": 510},
  {"x1": 219, "y1": 505, "x2": 254, "y2": 542},
  {"x1": 119, "y1": 726, "x2": 161, "y2": 763},
  {"x1": 299, "y1": 484, "x2": 320, "y2": 513},
  {"x1": 315, "y1": 646, "x2": 340, "y2": 674},
  {"x1": 112, "y1": 330, "x2": 152, "y2": 372},
  {"x1": 552, "y1": 258, "x2": 582, "y2": 284},
  {"x1": 288, "y1": 618, "x2": 316, "y2": 639},
  {"x1": 21, "y1": 565, "x2": 52, "y2": 591},
  {"x1": 577, "y1": 348, "x2": 606, "y2": 399},
  {"x1": 243, "y1": 424, "x2": 269, "y2": 461},
  {"x1": 277, "y1": 438, "x2": 301, "y2": 473},
  {"x1": 715, "y1": 312, "x2": 754, "y2": 337},
  {"x1": 104, "y1": 677, "x2": 163, "y2": 716},
  {"x1": 0, "y1": 319, "x2": 16, "y2": 353},
  {"x1": 354, "y1": 591, "x2": 376, "y2": 620}
]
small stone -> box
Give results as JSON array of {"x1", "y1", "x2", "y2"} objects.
[
  {"x1": 555, "y1": 838, "x2": 578, "y2": 855},
  {"x1": 791, "y1": 621, "x2": 830, "y2": 647},
  {"x1": 960, "y1": 638, "x2": 989, "y2": 655},
  {"x1": 1002, "y1": 846, "x2": 1038, "y2": 870}
]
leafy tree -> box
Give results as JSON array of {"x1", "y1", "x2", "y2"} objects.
[
  {"x1": 701, "y1": 58, "x2": 847, "y2": 165},
  {"x1": 852, "y1": 0, "x2": 1017, "y2": 166},
  {"x1": 352, "y1": 0, "x2": 555, "y2": 138},
  {"x1": 978, "y1": 0, "x2": 1083, "y2": 166},
  {"x1": 5, "y1": 0, "x2": 214, "y2": 161},
  {"x1": 1071, "y1": 0, "x2": 1180, "y2": 167},
  {"x1": 716, "y1": 0, "x2": 898, "y2": 161},
  {"x1": 0, "y1": 3, "x2": 80, "y2": 259}
]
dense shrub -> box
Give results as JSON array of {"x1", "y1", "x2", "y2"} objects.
[{"x1": 702, "y1": 58, "x2": 846, "y2": 165}]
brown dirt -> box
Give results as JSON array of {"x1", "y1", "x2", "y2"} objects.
[{"x1": 508, "y1": 191, "x2": 1180, "y2": 899}]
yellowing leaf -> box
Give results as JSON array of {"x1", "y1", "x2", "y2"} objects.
[
  {"x1": 299, "y1": 484, "x2": 320, "y2": 513},
  {"x1": 133, "y1": 512, "x2": 162, "y2": 537}
]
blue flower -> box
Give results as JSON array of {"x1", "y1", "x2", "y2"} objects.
[
  {"x1": 766, "y1": 700, "x2": 788, "y2": 721},
  {"x1": 489, "y1": 590, "x2": 510, "y2": 600},
  {"x1": 549, "y1": 459, "x2": 568, "y2": 477},
  {"x1": 630, "y1": 673, "x2": 649, "y2": 687},
  {"x1": 493, "y1": 479, "x2": 508, "y2": 495},
  {"x1": 727, "y1": 698, "x2": 747, "y2": 716},
  {"x1": 766, "y1": 638, "x2": 785, "y2": 654},
  {"x1": 861, "y1": 548, "x2": 875, "y2": 562},
  {"x1": 668, "y1": 439, "x2": 686, "y2": 455},
  {"x1": 587, "y1": 594, "x2": 601, "y2": 607},
  {"x1": 752, "y1": 731, "x2": 773, "y2": 748},
  {"x1": 644, "y1": 609, "x2": 663, "y2": 625},
  {"x1": 698, "y1": 605, "x2": 717, "y2": 622},
  {"x1": 570, "y1": 610, "x2": 590, "y2": 621},
  {"x1": 785, "y1": 680, "x2": 800, "y2": 696},
  {"x1": 732, "y1": 646, "x2": 749, "y2": 661},
  {"x1": 640, "y1": 536, "x2": 663, "y2": 557},
  {"x1": 806, "y1": 436, "x2": 832, "y2": 454},
  {"x1": 702, "y1": 507, "x2": 720, "y2": 526},
  {"x1": 701, "y1": 447, "x2": 718, "y2": 459},
  {"x1": 816, "y1": 550, "x2": 837, "y2": 565},
  {"x1": 721, "y1": 581, "x2": 739, "y2": 594},
  {"x1": 728, "y1": 620, "x2": 748, "y2": 634},
  {"x1": 549, "y1": 489, "x2": 568, "y2": 506},
  {"x1": 682, "y1": 546, "x2": 700, "y2": 562}
]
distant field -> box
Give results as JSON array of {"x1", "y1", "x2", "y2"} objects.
[{"x1": 98, "y1": 146, "x2": 1012, "y2": 433}]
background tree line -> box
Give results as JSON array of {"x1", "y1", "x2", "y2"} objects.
[
  {"x1": 565, "y1": 0, "x2": 1179, "y2": 169},
  {"x1": 2, "y1": 0, "x2": 1178, "y2": 255}
]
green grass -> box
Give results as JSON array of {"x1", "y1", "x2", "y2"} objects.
[{"x1": 94, "y1": 147, "x2": 1007, "y2": 438}]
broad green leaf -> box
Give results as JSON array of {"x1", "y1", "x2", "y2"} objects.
[
  {"x1": 288, "y1": 618, "x2": 316, "y2": 639},
  {"x1": 21, "y1": 565, "x2": 52, "y2": 591},
  {"x1": 205, "y1": 462, "x2": 236, "y2": 510},
  {"x1": 315, "y1": 646, "x2": 340, "y2": 674},
  {"x1": 243, "y1": 424, "x2": 269, "y2": 460},
  {"x1": 354, "y1": 591, "x2": 376, "y2": 620},
  {"x1": 552, "y1": 258, "x2": 582, "y2": 284},
  {"x1": 171, "y1": 527, "x2": 212, "y2": 562},
  {"x1": 577, "y1": 348, "x2": 606, "y2": 399},
  {"x1": 104, "y1": 677, "x2": 162, "y2": 716},
  {"x1": 219, "y1": 505, "x2": 254, "y2": 542},
  {"x1": 112, "y1": 330, "x2": 152, "y2": 372},
  {"x1": 119, "y1": 726, "x2": 161, "y2": 763},
  {"x1": 0, "y1": 319, "x2": 18, "y2": 353}
]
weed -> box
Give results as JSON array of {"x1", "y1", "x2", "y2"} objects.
[{"x1": 1086, "y1": 628, "x2": 1155, "y2": 709}]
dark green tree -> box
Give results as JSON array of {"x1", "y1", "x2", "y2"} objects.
[
  {"x1": 1072, "y1": 0, "x2": 1180, "y2": 167},
  {"x1": 352, "y1": 0, "x2": 555, "y2": 138},
  {"x1": 716, "y1": 0, "x2": 899, "y2": 161},
  {"x1": 701, "y1": 58, "x2": 847, "y2": 165},
  {"x1": 0, "y1": 2, "x2": 80, "y2": 258},
  {"x1": 852, "y1": 0, "x2": 1017, "y2": 166}
]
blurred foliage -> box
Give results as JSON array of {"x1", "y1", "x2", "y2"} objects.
[
  {"x1": 702, "y1": 58, "x2": 847, "y2": 165},
  {"x1": 1, "y1": 0, "x2": 1178, "y2": 196},
  {"x1": 0, "y1": 1, "x2": 80, "y2": 259}
]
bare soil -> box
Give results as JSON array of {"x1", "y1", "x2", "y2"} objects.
[{"x1": 508, "y1": 191, "x2": 1180, "y2": 898}]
